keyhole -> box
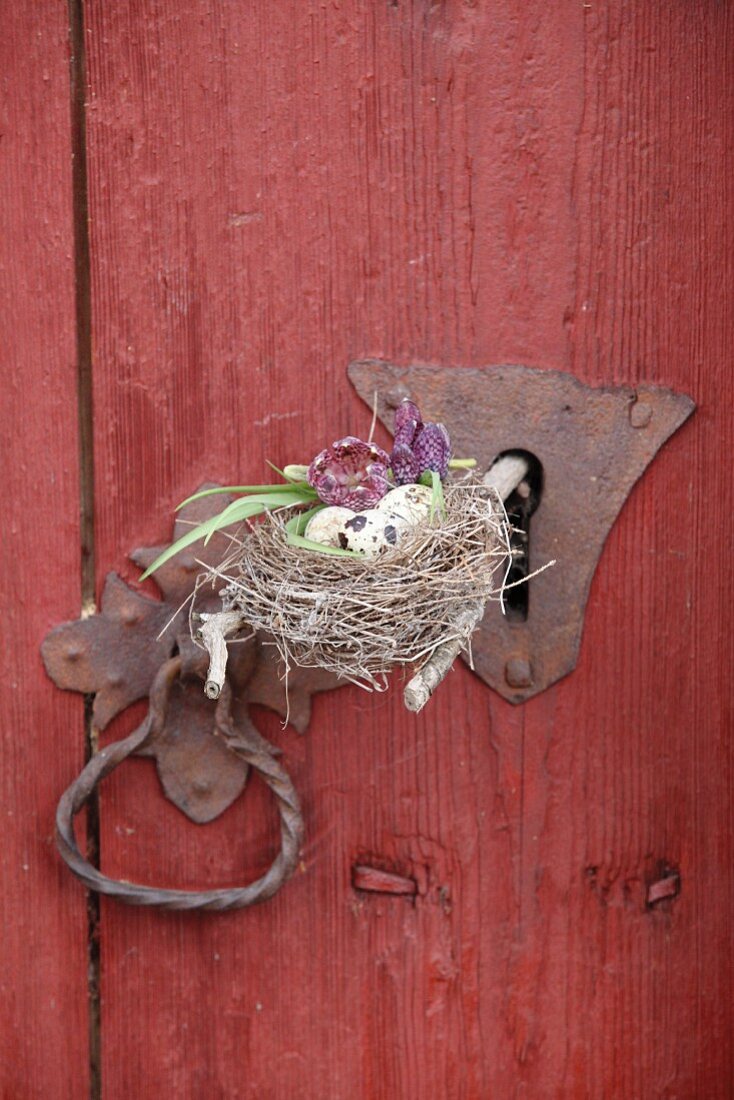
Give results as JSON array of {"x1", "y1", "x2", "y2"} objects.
[{"x1": 494, "y1": 449, "x2": 543, "y2": 622}]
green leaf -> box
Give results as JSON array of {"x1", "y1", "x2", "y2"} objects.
[
  {"x1": 285, "y1": 503, "x2": 326, "y2": 536},
  {"x1": 201, "y1": 491, "x2": 309, "y2": 545},
  {"x1": 139, "y1": 515, "x2": 232, "y2": 580},
  {"x1": 265, "y1": 460, "x2": 292, "y2": 480},
  {"x1": 430, "y1": 470, "x2": 446, "y2": 521},
  {"x1": 176, "y1": 482, "x2": 315, "y2": 511},
  {"x1": 286, "y1": 532, "x2": 364, "y2": 558},
  {"x1": 201, "y1": 501, "x2": 267, "y2": 545},
  {"x1": 141, "y1": 493, "x2": 311, "y2": 579}
]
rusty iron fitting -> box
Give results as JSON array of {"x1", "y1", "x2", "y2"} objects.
[{"x1": 55, "y1": 657, "x2": 305, "y2": 912}]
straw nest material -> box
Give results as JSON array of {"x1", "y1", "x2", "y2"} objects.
[{"x1": 204, "y1": 479, "x2": 510, "y2": 690}]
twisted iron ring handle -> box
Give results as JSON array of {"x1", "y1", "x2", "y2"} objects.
[{"x1": 56, "y1": 657, "x2": 305, "y2": 911}]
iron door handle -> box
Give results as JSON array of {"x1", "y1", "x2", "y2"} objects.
[{"x1": 55, "y1": 656, "x2": 304, "y2": 911}]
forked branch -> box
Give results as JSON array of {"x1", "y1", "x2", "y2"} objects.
[{"x1": 197, "y1": 610, "x2": 246, "y2": 699}]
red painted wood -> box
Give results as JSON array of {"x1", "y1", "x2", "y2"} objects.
[
  {"x1": 0, "y1": 4, "x2": 90, "y2": 1097},
  {"x1": 80, "y1": 1, "x2": 733, "y2": 1096}
]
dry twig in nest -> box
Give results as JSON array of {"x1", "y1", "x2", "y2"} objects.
[{"x1": 402, "y1": 454, "x2": 529, "y2": 710}]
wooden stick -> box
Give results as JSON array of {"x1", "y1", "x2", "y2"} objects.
[
  {"x1": 482, "y1": 453, "x2": 530, "y2": 502},
  {"x1": 403, "y1": 455, "x2": 529, "y2": 714},
  {"x1": 197, "y1": 610, "x2": 246, "y2": 699},
  {"x1": 403, "y1": 599, "x2": 487, "y2": 712}
]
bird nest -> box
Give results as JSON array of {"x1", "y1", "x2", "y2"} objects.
[{"x1": 200, "y1": 479, "x2": 510, "y2": 691}]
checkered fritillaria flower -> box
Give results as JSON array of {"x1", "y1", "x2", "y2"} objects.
[
  {"x1": 308, "y1": 436, "x2": 391, "y2": 510},
  {"x1": 390, "y1": 399, "x2": 452, "y2": 484}
]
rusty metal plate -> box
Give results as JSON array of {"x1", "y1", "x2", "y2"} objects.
[
  {"x1": 134, "y1": 676, "x2": 251, "y2": 824},
  {"x1": 349, "y1": 360, "x2": 695, "y2": 704},
  {"x1": 42, "y1": 487, "x2": 342, "y2": 823}
]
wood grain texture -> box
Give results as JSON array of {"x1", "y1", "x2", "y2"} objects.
[
  {"x1": 0, "y1": 4, "x2": 90, "y2": 1098},
  {"x1": 79, "y1": 1, "x2": 733, "y2": 1096}
]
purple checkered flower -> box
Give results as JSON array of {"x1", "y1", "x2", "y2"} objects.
[
  {"x1": 308, "y1": 436, "x2": 391, "y2": 510},
  {"x1": 389, "y1": 399, "x2": 452, "y2": 484},
  {"x1": 414, "y1": 422, "x2": 451, "y2": 479}
]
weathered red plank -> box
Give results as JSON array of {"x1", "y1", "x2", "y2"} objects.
[
  {"x1": 82, "y1": 1, "x2": 733, "y2": 1096},
  {"x1": 516, "y1": 4, "x2": 734, "y2": 1093},
  {"x1": 0, "y1": 4, "x2": 89, "y2": 1097}
]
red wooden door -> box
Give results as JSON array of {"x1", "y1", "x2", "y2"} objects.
[{"x1": 3, "y1": 2, "x2": 733, "y2": 1097}]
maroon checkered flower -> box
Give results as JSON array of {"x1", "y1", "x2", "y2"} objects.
[
  {"x1": 308, "y1": 436, "x2": 391, "y2": 510},
  {"x1": 389, "y1": 399, "x2": 452, "y2": 484},
  {"x1": 414, "y1": 422, "x2": 451, "y2": 479}
]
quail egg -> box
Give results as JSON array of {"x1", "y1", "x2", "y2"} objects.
[
  {"x1": 338, "y1": 510, "x2": 406, "y2": 556},
  {"x1": 304, "y1": 506, "x2": 354, "y2": 547},
  {"x1": 375, "y1": 483, "x2": 433, "y2": 524}
]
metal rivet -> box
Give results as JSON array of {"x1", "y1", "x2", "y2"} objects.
[
  {"x1": 505, "y1": 657, "x2": 533, "y2": 689},
  {"x1": 629, "y1": 400, "x2": 653, "y2": 428}
]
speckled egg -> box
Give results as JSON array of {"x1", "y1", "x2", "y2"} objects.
[
  {"x1": 338, "y1": 510, "x2": 403, "y2": 556},
  {"x1": 304, "y1": 506, "x2": 354, "y2": 547},
  {"x1": 375, "y1": 483, "x2": 433, "y2": 524}
]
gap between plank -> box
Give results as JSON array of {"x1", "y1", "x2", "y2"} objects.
[{"x1": 68, "y1": 1, "x2": 101, "y2": 1097}]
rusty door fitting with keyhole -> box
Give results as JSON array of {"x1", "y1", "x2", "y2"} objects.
[
  {"x1": 349, "y1": 361, "x2": 695, "y2": 704},
  {"x1": 41, "y1": 361, "x2": 694, "y2": 909}
]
